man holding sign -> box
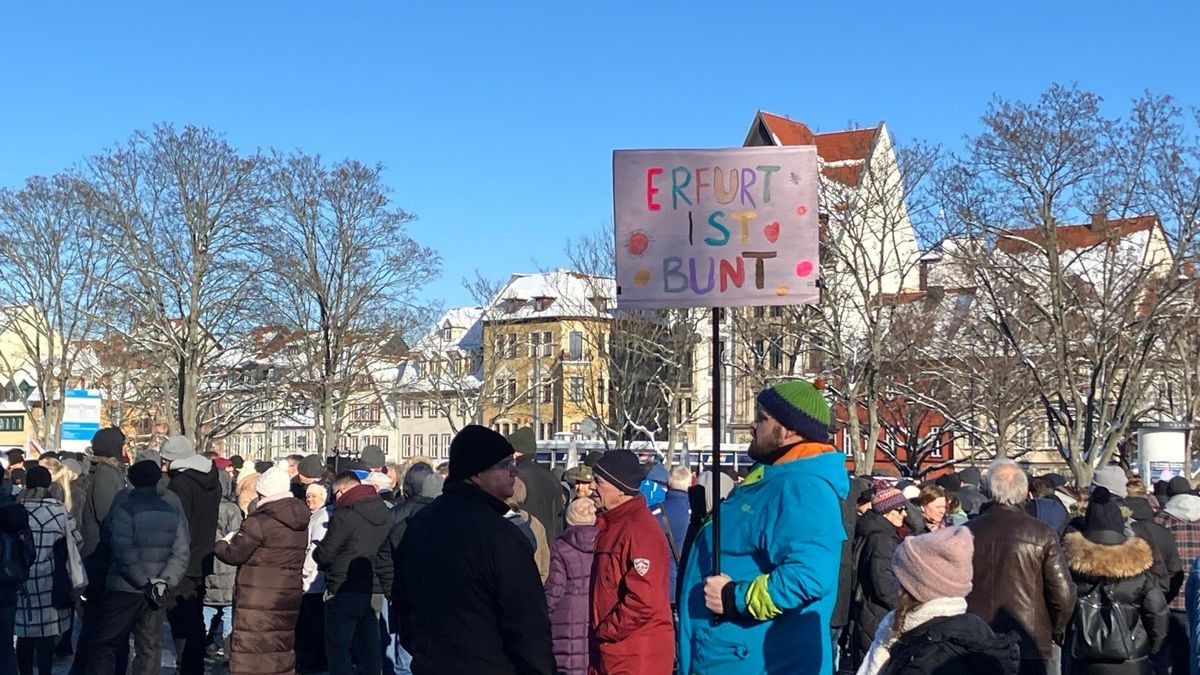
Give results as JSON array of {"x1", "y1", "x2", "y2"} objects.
[{"x1": 676, "y1": 380, "x2": 848, "y2": 674}]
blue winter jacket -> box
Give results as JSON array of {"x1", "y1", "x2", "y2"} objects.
[{"x1": 677, "y1": 450, "x2": 849, "y2": 675}]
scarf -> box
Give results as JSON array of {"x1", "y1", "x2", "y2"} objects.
[{"x1": 856, "y1": 596, "x2": 968, "y2": 675}]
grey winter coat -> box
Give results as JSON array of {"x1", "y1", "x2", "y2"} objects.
[
  {"x1": 105, "y1": 486, "x2": 190, "y2": 595},
  {"x1": 205, "y1": 472, "x2": 243, "y2": 606},
  {"x1": 78, "y1": 457, "x2": 127, "y2": 568}
]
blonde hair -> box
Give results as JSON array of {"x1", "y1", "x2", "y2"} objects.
[
  {"x1": 41, "y1": 457, "x2": 75, "y2": 514},
  {"x1": 506, "y1": 477, "x2": 527, "y2": 509}
]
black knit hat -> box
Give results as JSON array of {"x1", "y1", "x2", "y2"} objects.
[
  {"x1": 298, "y1": 454, "x2": 324, "y2": 479},
  {"x1": 91, "y1": 427, "x2": 125, "y2": 460},
  {"x1": 1168, "y1": 476, "x2": 1193, "y2": 498},
  {"x1": 1083, "y1": 487, "x2": 1126, "y2": 543},
  {"x1": 254, "y1": 460, "x2": 273, "y2": 475},
  {"x1": 229, "y1": 455, "x2": 244, "y2": 470},
  {"x1": 448, "y1": 425, "x2": 515, "y2": 482},
  {"x1": 128, "y1": 460, "x2": 162, "y2": 488},
  {"x1": 25, "y1": 466, "x2": 51, "y2": 489},
  {"x1": 935, "y1": 472, "x2": 962, "y2": 492},
  {"x1": 592, "y1": 450, "x2": 645, "y2": 496},
  {"x1": 5, "y1": 449, "x2": 22, "y2": 466}
]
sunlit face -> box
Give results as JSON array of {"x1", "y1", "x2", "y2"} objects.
[
  {"x1": 574, "y1": 481, "x2": 593, "y2": 499},
  {"x1": 748, "y1": 408, "x2": 788, "y2": 461},
  {"x1": 591, "y1": 475, "x2": 627, "y2": 511},
  {"x1": 469, "y1": 455, "x2": 518, "y2": 502},
  {"x1": 305, "y1": 491, "x2": 325, "y2": 511},
  {"x1": 922, "y1": 497, "x2": 947, "y2": 525}
]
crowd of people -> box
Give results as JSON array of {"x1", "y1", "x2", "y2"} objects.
[{"x1": 0, "y1": 379, "x2": 1198, "y2": 674}]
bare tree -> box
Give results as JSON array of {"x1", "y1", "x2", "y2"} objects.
[
  {"x1": 0, "y1": 172, "x2": 116, "y2": 449},
  {"x1": 263, "y1": 152, "x2": 439, "y2": 454},
  {"x1": 564, "y1": 228, "x2": 706, "y2": 455},
  {"x1": 88, "y1": 125, "x2": 269, "y2": 447},
  {"x1": 795, "y1": 135, "x2": 940, "y2": 475},
  {"x1": 939, "y1": 85, "x2": 1200, "y2": 485}
]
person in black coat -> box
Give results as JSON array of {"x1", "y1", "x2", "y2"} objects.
[
  {"x1": 851, "y1": 483, "x2": 907, "y2": 668},
  {"x1": 1063, "y1": 487, "x2": 1167, "y2": 675},
  {"x1": 507, "y1": 427, "x2": 566, "y2": 541},
  {"x1": 161, "y1": 436, "x2": 222, "y2": 675},
  {"x1": 1125, "y1": 477, "x2": 1184, "y2": 603},
  {"x1": 395, "y1": 425, "x2": 554, "y2": 675},
  {"x1": 313, "y1": 471, "x2": 396, "y2": 675}
]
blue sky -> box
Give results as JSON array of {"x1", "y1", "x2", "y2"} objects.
[{"x1": 2, "y1": 2, "x2": 1197, "y2": 309}]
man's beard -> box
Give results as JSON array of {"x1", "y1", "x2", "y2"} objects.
[{"x1": 748, "y1": 429, "x2": 785, "y2": 463}]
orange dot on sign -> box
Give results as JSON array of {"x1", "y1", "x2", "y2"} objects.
[
  {"x1": 795, "y1": 260, "x2": 814, "y2": 278},
  {"x1": 634, "y1": 269, "x2": 652, "y2": 286},
  {"x1": 629, "y1": 231, "x2": 650, "y2": 256},
  {"x1": 776, "y1": 284, "x2": 790, "y2": 296}
]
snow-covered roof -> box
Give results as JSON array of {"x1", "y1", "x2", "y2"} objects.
[
  {"x1": 413, "y1": 307, "x2": 484, "y2": 353},
  {"x1": 485, "y1": 270, "x2": 615, "y2": 322}
]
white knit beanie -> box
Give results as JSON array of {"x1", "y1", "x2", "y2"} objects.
[{"x1": 255, "y1": 466, "x2": 292, "y2": 498}]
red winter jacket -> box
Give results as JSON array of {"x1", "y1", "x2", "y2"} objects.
[{"x1": 588, "y1": 495, "x2": 675, "y2": 675}]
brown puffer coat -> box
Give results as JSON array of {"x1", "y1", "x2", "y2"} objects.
[{"x1": 214, "y1": 495, "x2": 310, "y2": 675}]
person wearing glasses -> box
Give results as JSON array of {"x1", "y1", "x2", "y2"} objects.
[
  {"x1": 849, "y1": 481, "x2": 909, "y2": 668},
  {"x1": 393, "y1": 425, "x2": 554, "y2": 675}
]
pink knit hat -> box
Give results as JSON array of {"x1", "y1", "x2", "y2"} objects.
[
  {"x1": 871, "y1": 480, "x2": 908, "y2": 514},
  {"x1": 892, "y1": 525, "x2": 974, "y2": 603}
]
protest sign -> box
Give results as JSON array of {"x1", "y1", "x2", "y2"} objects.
[{"x1": 613, "y1": 147, "x2": 820, "y2": 309}]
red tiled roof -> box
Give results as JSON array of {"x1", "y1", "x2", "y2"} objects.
[
  {"x1": 756, "y1": 112, "x2": 877, "y2": 186},
  {"x1": 995, "y1": 216, "x2": 1158, "y2": 255}
]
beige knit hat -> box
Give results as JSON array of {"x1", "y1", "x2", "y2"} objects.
[{"x1": 566, "y1": 497, "x2": 596, "y2": 526}]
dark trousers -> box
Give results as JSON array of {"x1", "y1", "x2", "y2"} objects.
[
  {"x1": 1018, "y1": 658, "x2": 1051, "y2": 675},
  {"x1": 167, "y1": 577, "x2": 206, "y2": 675},
  {"x1": 1157, "y1": 609, "x2": 1190, "y2": 674},
  {"x1": 0, "y1": 584, "x2": 17, "y2": 675},
  {"x1": 325, "y1": 592, "x2": 381, "y2": 675},
  {"x1": 296, "y1": 592, "x2": 327, "y2": 671},
  {"x1": 87, "y1": 591, "x2": 164, "y2": 675},
  {"x1": 16, "y1": 636, "x2": 54, "y2": 675},
  {"x1": 71, "y1": 575, "x2": 128, "y2": 675}
]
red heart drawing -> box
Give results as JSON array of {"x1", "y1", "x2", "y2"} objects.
[
  {"x1": 763, "y1": 221, "x2": 781, "y2": 243},
  {"x1": 796, "y1": 205, "x2": 808, "y2": 216}
]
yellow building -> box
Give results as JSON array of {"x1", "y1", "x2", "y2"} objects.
[
  {"x1": 481, "y1": 271, "x2": 614, "y2": 441},
  {"x1": 0, "y1": 306, "x2": 59, "y2": 451}
]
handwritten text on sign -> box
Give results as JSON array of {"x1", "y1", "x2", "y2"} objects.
[{"x1": 613, "y1": 147, "x2": 820, "y2": 308}]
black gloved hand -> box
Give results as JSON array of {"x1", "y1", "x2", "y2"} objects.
[{"x1": 144, "y1": 579, "x2": 169, "y2": 608}]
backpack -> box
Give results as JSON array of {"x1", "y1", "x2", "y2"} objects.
[
  {"x1": 882, "y1": 614, "x2": 1021, "y2": 675},
  {"x1": 0, "y1": 505, "x2": 35, "y2": 584},
  {"x1": 1068, "y1": 582, "x2": 1146, "y2": 661}
]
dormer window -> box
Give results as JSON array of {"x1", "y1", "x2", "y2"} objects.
[
  {"x1": 589, "y1": 296, "x2": 609, "y2": 312},
  {"x1": 533, "y1": 296, "x2": 555, "y2": 312},
  {"x1": 504, "y1": 298, "x2": 525, "y2": 313}
]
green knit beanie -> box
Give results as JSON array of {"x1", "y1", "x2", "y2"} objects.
[{"x1": 756, "y1": 380, "x2": 831, "y2": 442}]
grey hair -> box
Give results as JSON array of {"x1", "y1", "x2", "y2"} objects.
[
  {"x1": 668, "y1": 465, "x2": 693, "y2": 491},
  {"x1": 306, "y1": 483, "x2": 328, "y2": 499},
  {"x1": 987, "y1": 458, "x2": 1028, "y2": 506}
]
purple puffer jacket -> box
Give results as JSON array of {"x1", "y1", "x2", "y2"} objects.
[{"x1": 544, "y1": 524, "x2": 598, "y2": 675}]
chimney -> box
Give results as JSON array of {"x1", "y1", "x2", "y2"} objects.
[{"x1": 1089, "y1": 212, "x2": 1109, "y2": 233}]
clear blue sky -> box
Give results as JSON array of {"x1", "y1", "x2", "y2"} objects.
[{"x1": 2, "y1": 2, "x2": 1196, "y2": 309}]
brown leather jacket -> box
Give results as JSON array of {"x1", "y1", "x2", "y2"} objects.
[{"x1": 966, "y1": 503, "x2": 1077, "y2": 661}]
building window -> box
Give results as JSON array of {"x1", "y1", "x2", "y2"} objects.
[
  {"x1": 401, "y1": 434, "x2": 412, "y2": 457},
  {"x1": 505, "y1": 378, "x2": 518, "y2": 404},
  {"x1": 415, "y1": 401, "x2": 424, "y2": 418},
  {"x1": 428, "y1": 434, "x2": 439, "y2": 457},
  {"x1": 0, "y1": 416, "x2": 24, "y2": 432},
  {"x1": 506, "y1": 334, "x2": 518, "y2": 359},
  {"x1": 769, "y1": 339, "x2": 783, "y2": 370},
  {"x1": 568, "y1": 331, "x2": 584, "y2": 361},
  {"x1": 529, "y1": 332, "x2": 542, "y2": 357},
  {"x1": 414, "y1": 433, "x2": 424, "y2": 455},
  {"x1": 353, "y1": 404, "x2": 380, "y2": 424},
  {"x1": 440, "y1": 327, "x2": 453, "y2": 341},
  {"x1": 927, "y1": 426, "x2": 943, "y2": 459},
  {"x1": 541, "y1": 331, "x2": 553, "y2": 356},
  {"x1": 1017, "y1": 426, "x2": 1033, "y2": 451},
  {"x1": 753, "y1": 306, "x2": 765, "y2": 318},
  {"x1": 541, "y1": 379, "x2": 553, "y2": 404},
  {"x1": 569, "y1": 377, "x2": 585, "y2": 403},
  {"x1": 401, "y1": 400, "x2": 413, "y2": 418},
  {"x1": 442, "y1": 434, "x2": 451, "y2": 453}
]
